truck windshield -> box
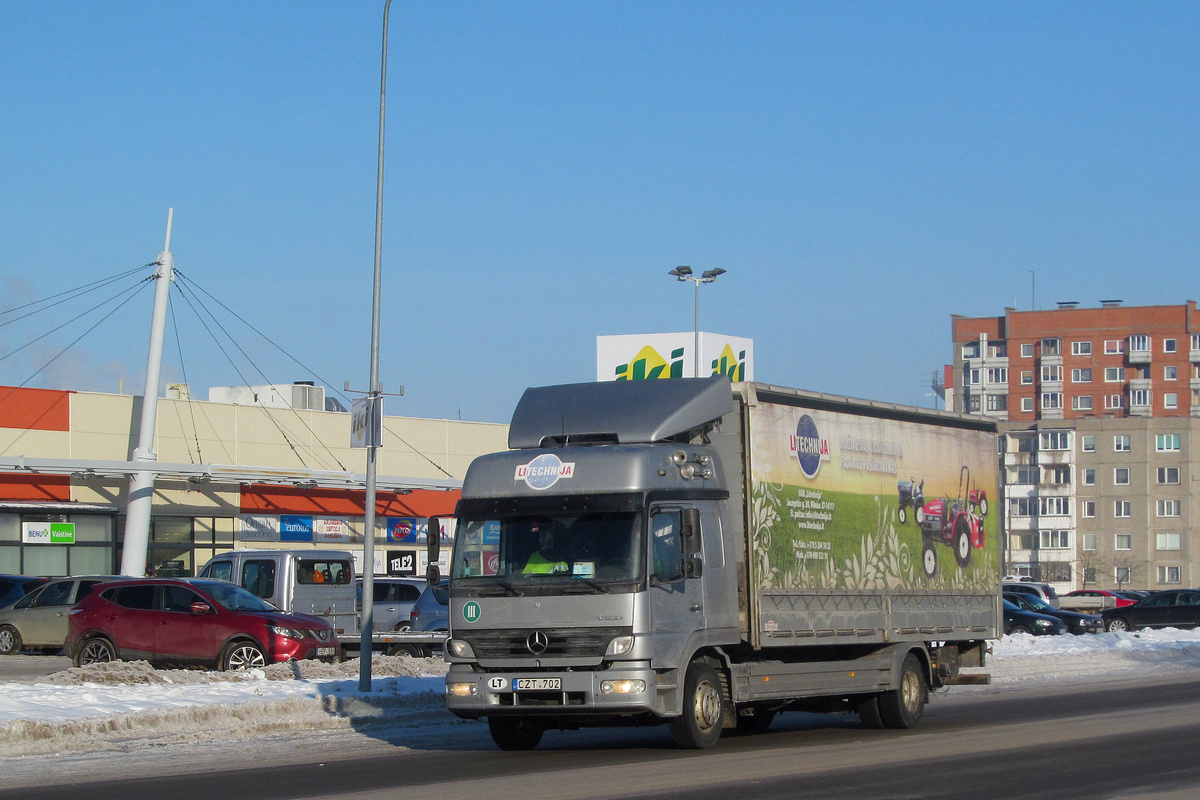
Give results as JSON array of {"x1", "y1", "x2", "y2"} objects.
[{"x1": 452, "y1": 510, "x2": 643, "y2": 592}]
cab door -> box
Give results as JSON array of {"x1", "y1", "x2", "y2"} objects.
[{"x1": 646, "y1": 506, "x2": 706, "y2": 667}]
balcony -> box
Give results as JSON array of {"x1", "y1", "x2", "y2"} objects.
[
  {"x1": 1127, "y1": 350, "x2": 1152, "y2": 365},
  {"x1": 1190, "y1": 346, "x2": 1200, "y2": 363},
  {"x1": 1128, "y1": 377, "x2": 1152, "y2": 392},
  {"x1": 1039, "y1": 354, "x2": 1063, "y2": 367}
]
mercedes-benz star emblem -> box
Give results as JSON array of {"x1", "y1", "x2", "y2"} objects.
[{"x1": 526, "y1": 630, "x2": 549, "y2": 655}]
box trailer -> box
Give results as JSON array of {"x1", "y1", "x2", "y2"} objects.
[{"x1": 435, "y1": 377, "x2": 1001, "y2": 749}]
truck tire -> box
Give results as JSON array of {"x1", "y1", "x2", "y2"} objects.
[
  {"x1": 953, "y1": 517, "x2": 972, "y2": 568},
  {"x1": 856, "y1": 696, "x2": 885, "y2": 729},
  {"x1": 921, "y1": 541, "x2": 938, "y2": 578},
  {"x1": 386, "y1": 643, "x2": 428, "y2": 658},
  {"x1": 488, "y1": 716, "x2": 544, "y2": 750},
  {"x1": 0, "y1": 625, "x2": 21, "y2": 655},
  {"x1": 878, "y1": 653, "x2": 926, "y2": 729},
  {"x1": 669, "y1": 661, "x2": 725, "y2": 749}
]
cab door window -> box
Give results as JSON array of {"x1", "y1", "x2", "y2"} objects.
[{"x1": 650, "y1": 510, "x2": 684, "y2": 583}]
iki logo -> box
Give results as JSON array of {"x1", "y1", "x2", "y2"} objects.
[
  {"x1": 790, "y1": 415, "x2": 830, "y2": 479},
  {"x1": 710, "y1": 344, "x2": 747, "y2": 381},
  {"x1": 615, "y1": 345, "x2": 685, "y2": 380}
]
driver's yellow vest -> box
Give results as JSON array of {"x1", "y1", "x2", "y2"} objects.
[{"x1": 522, "y1": 552, "x2": 568, "y2": 574}]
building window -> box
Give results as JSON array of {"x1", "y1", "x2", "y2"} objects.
[
  {"x1": 962, "y1": 341, "x2": 981, "y2": 359},
  {"x1": 1021, "y1": 397, "x2": 1034, "y2": 413},
  {"x1": 1130, "y1": 388, "x2": 1151, "y2": 407},
  {"x1": 1040, "y1": 431, "x2": 1070, "y2": 450},
  {"x1": 1164, "y1": 338, "x2": 1177, "y2": 354},
  {"x1": 1114, "y1": 434, "x2": 1131, "y2": 452},
  {"x1": 987, "y1": 367, "x2": 1007, "y2": 384},
  {"x1": 1041, "y1": 392, "x2": 1063, "y2": 410},
  {"x1": 1156, "y1": 433, "x2": 1181, "y2": 451},
  {"x1": 1071, "y1": 341, "x2": 1092, "y2": 356},
  {"x1": 968, "y1": 395, "x2": 981, "y2": 412},
  {"x1": 1114, "y1": 468, "x2": 1131, "y2": 485},
  {"x1": 1114, "y1": 501, "x2": 1132, "y2": 519},
  {"x1": 1041, "y1": 338, "x2": 1061, "y2": 356},
  {"x1": 1041, "y1": 365, "x2": 1063, "y2": 382},
  {"x1": 1009, "y1": 467, "x2": 1038, "y2": 485},
  {"x1": 1105, "y1": 340, "x2": 1125, "y2": 355},
  {"x1": 1115, "y1": 533, "x2": 1133, "y2": 549},
  {"x1": 1071, "y1": 368, "x2": 1092, "y2": 383},
  {"x1": 1083, "y1": 468, "x2": 1096, "y2": 486},
  {"x1": 1129, "y1": 334, "x2": 1151, "y2": 353},
  {"x1": 1045, "y1": 465, "x2": 1071, "y2": 485},
  {"x1": 1157, "y1": 500, "x2": 1181, "y2": 518},
  {"x1": 1116, "y1": 566, "x2": 1132, "y2": 584},
  {"x1": 1192, "y1": 333, "x2": 1200, "y2": 351},
  {"x1": 1164, "y1": 393, "x2": 1178, "y2": 410},
  {"x1": 1164, "y1": 366, "x2": 1178, "y2": 381},
  {"x1": 1083, "y1": 567, "x2": 1098, "y2": 583},
  {"x1": 1083, "y1": 533, "x2": 1097, "y2": 551},
  {"x1": 1040, "y1": 530, "x2": 1070, "y2": 549},
  {"x1": 1040, "y1": 496, "x2": 1070, "y2": 516},
  {"x1": 1152, "y1": 566, "x2": 1180, "y2": 585},
  {"x1": 1157, "y1": 532, "x2": 1182, "y2": 550},
  {"x1": 1081, "y1": 435, "x2": 1095, "y2": 452},
  {"x1": 1106, "y1": 395, "x2": 1124, "y2": 410},
  {"x1": 1104, "y1": 367, "x2": 1122, "y2": 382},
  {"x1": 968, "y1": 368, "x2": 981, "y2": 385},
  {"x1": 1021, "y1": 343, "x2": 1034, "y2": 358},
  {"x1": 1157, "y1": 467, "x2": 1180, "y2": 485},
  {"x1": 1009, "y1": 498, "x2": 1036, "y2": 516},
  {"x1": 1021, "y1": 371, "x2": 1034, "y2": 385},
  {"x1": 1082, "y1": 500, "x2": 1096, "y2": 518},
  {"x1": 986, "y1": 394, "x2": 1007, "y2": 412},
  {"x1": 1073, "y1": 395, "x2": 1093, "y2": 411}
]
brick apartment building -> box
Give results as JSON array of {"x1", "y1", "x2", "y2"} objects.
[{"x1": 949, "y1": 300, "x2": 1200, "y2": 594}]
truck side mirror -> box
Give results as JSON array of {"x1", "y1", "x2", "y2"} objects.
[
  {"x1": 680, "y1": 508, "x2": 701, "y2": 555},
  {"x1": 427, "y1": 515, "x2": 441, "y2": 560},
  {"x1": 426, "y1": 564, "x2": 441, "y2": 585}
]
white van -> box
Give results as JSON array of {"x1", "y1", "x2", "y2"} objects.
[{"x1": 197, "y1": 549, "x2": 359, "y2": 637}]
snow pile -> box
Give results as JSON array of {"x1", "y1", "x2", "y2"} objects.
[{"x1": 2, "y1": 629, "x2": 1200, "y2": 757}]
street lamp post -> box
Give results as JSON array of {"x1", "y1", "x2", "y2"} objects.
[{"x1": 668, "y1": 266, "x2": 726, "y2": 377}]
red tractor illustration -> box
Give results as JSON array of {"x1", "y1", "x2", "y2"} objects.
[
  {"x1": 896, "y1": 477, "x2": 925, "y2": 524},
  {"x1": 916, "y1": 466, "x2": 985, "y2": 578}
]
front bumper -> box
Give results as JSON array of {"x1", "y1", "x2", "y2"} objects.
[{"x1": 444, "y1": 661, "x2": 668, "y2": 719}]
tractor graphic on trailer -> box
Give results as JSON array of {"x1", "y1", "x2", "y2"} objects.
[{"x1": 916, "y1": 466, "x2": 986, "y2": 578}]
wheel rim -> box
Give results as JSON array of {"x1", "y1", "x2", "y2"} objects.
[
  {"x1": 900, "y1": 669, "x2": 921, "y2": 715},
  {"x1": 957, "y1": 531, "x2": 970, "y2": 560},
  {"x1": 0, "y1": 628, "x2": 14, "y2": 651},
  {"x1": 923, "y1": 547, "x2": 937, "y2": 576},
  {"x1": 1109, "y1": 619, "x2": 1128, "y2": 632},
  {"x1": 79, "y1": 640, "x2": 113, "y2": 665},
  {"x1": 227, "y1": 644, "x2": 266, "y2": 670},
  {"x1": 693, "y1": 679, "x2": 722, "y2": 732}
]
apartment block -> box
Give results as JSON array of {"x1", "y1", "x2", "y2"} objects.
[{"x1": 949, "y1": 301, "x2": 1200, "y2": 594}]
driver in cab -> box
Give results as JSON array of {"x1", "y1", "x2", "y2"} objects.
[{"x1": 522, "y1": 525, "x2": 569, "y2": 574}]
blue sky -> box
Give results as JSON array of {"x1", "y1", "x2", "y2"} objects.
[{"x1": 2, "y1": 2, "x2": 1197, "y2": 424}]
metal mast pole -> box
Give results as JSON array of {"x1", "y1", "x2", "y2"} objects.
[
  {"x1": 693, "y1": 280, "x2": 700, "y2": 377},
  {"x1": 120, "y1": 208, "x2": 175, "y2": 576},
  {"x1": 360, "y1": 0, "x2": 392, "y2": 692}
]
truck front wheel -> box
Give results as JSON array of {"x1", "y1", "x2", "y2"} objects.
[
  {"x1": 878, "y1": 653, "x2": 926, "y2": 729},
  {"x1": 669, "y1": 662, "x2": 725, "y2": 748},
  {"x1": 488, "y1": 716, "x2": 545, "y2": 751}
]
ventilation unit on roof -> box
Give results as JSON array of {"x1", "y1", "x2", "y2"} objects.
[
  {"x1": 1056, "y1": 301, "x2": 1079, "y2": 309},
  {"x1": 1100, "y1": 299, "x2": 1123, "y2": 308}
]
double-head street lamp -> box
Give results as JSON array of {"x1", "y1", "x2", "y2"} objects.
[{"x1": 668, "y1": 266, "x2": 727, "y2": 377}]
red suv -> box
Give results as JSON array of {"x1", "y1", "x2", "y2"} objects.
[{"x1": 66, "y1": 578, "x2": 341, "y2": 670}]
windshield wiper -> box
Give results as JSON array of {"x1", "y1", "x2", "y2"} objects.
[
  {"x1": 562, "y1": 574, "x2": 608, "y2": 594},
  {"x1": 476, "y1": 576, "x2": 521, "y2": 596}
]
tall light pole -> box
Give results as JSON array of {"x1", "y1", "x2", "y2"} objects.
[
  {"x1": 668, "y1": 266, "x2": 726, "y2": 377},
  {"x1": 360, "y1": 0, "x2": 393, "y2": 692}
]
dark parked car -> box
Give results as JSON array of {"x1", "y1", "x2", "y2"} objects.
[
  {"x1": 0, "y1": 575, "x2": 48, "y2": 609},
  {"x1": 1003, "y1": 598, "x2": 1067, "y2": 636},
  {"x1": 1004, "y1": 592, "x2": 1103, "y2": 634},
  {"x1": 1101, "y1": 590, "x2": 1200, "y2": 632},
  {"x1": 66, "y1": 578, "x2": 341, "y2": 670},
  {"x1": 0, "y1": 575, "x2": 132, "y2": 655}
]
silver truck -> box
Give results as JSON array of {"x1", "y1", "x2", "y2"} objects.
[
  {"x1": 197, "y1": 549, "x2": 445, "y2": 656},
  {"x1": 433, "y1": 377, "x2": 1001, "y2": 750}
]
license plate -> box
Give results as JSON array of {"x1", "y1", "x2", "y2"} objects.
[
  {"x1": 514, "y1": 678, "x2": 561, "y2": 691},
  {"x1": 317, "y1": 647, "x2": 335, "y2": 656}
]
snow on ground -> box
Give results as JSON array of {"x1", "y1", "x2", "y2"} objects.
[{"x1": 2, "y1": 629, "x2": 1200, "y2": 758}]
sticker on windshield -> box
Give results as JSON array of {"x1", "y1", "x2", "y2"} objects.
[{"x1": 515, "y1": 453, "x2": 575, "y2": 490}]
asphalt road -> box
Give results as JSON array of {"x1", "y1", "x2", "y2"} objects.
[{"x1": 8, "y1": 673, "x2": 1200, "y2": 800}]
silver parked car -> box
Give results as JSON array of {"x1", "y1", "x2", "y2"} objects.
[
  {"x1": 356, "y1": 576, "x2": 426, "y2": 632},
  {"x1": 0, "y1": 575, "x2": 133, "y2": 655}
]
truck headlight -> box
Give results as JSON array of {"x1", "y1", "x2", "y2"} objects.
[
  {"x1": 604, "y1": 635, "x2": 634, "y2": 656},
  {"x1": 446, "y1": 639, "x2": 475, "y2": 659},
  {"x1": 447, "y1": 682, "x2": 478, "y2": 697},
  {"x1": 600, "y1": 679, "x2": 646, "y2": 695}
]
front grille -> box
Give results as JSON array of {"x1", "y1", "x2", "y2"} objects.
[{"x1": 461, "y1": 626, "x2": 631, "y2": 658}]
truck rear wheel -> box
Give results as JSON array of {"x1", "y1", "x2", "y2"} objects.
[
  {"x1": 878, "y1": 653, "x2": 926, "y2": 729},
  {"x1": 488, "y1": 716, "x2": 544, "y2": 750},
  {"x1": 669, "y1": 662, "x2": 725, "y2": 748}
]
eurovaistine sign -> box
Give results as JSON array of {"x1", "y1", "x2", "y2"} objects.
[{"x1": 596, "y1": 332, "x2": 754, "y2": 381}]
